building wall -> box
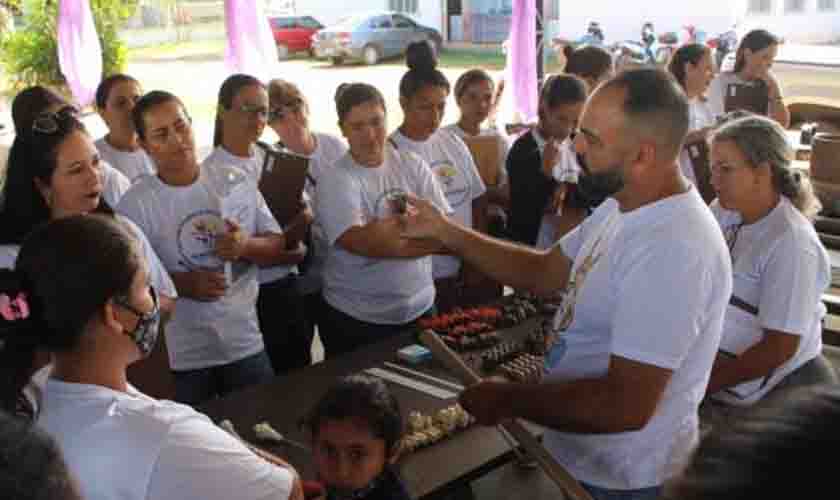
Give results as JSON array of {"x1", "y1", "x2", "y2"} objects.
[{"x1": 736, "y1": 0, "x2": 840, "y2": 43}]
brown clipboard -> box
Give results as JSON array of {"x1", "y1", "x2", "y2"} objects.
[
  {"x1": 685, "y1": 139, "x2": 716, "y2": 204},
  {"x1": 257, "y1": 146, "x2": 310, "y2": 228},
  {"x1": 724, "y1": 80, "x2": 769, "y2": 116},
  {"x1": 462, "y1": 135, "x2": 502, "y2": 187}
]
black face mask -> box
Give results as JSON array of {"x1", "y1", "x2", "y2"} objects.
[{"x1": 575, "y1": 153, "x2": 624, "y2": 206}]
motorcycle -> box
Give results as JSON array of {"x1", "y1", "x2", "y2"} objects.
[
  {"x1": 656, "y1": 25, "x2": 710, "y2": 64},
  {"x1": 613, "y1": 22, "x2": 671, "y2": 70},
  {"x1": 707, "y1": 26, "x2": 739, "y2": 71},
  {"x1": 551, "y1": 20, "x2": 607, "y2": 53}
]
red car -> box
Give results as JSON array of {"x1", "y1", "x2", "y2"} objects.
[{"x1": 269, "y1": 15, "x2": 324, "y2": 59}]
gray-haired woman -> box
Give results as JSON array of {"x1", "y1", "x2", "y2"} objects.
[{"x1": 703, "y1": 115, "x2": 832, "y2": 423}]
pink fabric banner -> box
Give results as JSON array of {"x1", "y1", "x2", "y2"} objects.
[
  {"x1": 224, "y1": 0, "x2": 279, "y2": 82},
  {"x1": 505, "y1": 0, "x2": 538, "y2": 124},
  {"x1": 57, "y1": 0, "x2": 103, "y2": 108}
]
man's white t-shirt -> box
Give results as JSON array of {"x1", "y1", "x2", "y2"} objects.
[
  {"x1": 678, "y1": 98, "x2": 716, "y2": 186},
  {"x1": 95, "y1": 137, "x2": 156, "y2": 183},
  {"x1": 203, "y1": 145, "x2": 295, "y2": 285},
  {"x1": 390, "y1": 129, "x2": 486, "y2": 279},
  {"x1": 316, "y1": 146, "x2": 451, "y2": 325},
  {"x1": 38, "y1": 377, "x2": 293, "y2": 500},
  {"x1": 544, "y1": 189, "x2": 732, "y2": 490},
  {"x1": 0, "y1": 217, "x2": 176, "y2": 301},
  {"x1": 290, "y1": 133, "x2": 348, "y2": 296},
  {"x1": 117, "y1": 168, "x2": 281, "y2": 371},
  {"x1": 710, "y1": 197, "x2": 830, "y2": 405},
  {"x1": 103, "y1": 162, "x2": 131, "y2": 207}
]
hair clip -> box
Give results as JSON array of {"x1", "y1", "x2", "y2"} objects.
[{"x1": 0, "y1": 292, "x2": 29, "y2": 321}]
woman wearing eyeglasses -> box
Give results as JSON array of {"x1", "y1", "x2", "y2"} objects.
[
  {"x1": 0, "y1": 107, "x2": 176, "y2": 315},
  {"x1": 0, "y1": 215, "x2": 303, "y2": 500},
  {"x1": 118, "y1": 90, "x2": 291, "y2": 405},
  {"x1": 206, "y1": 74, "x2": 314, "y2": 375},
  {"x1": 702, "y1": 115, "x2": 831, "y2": 425},
  {"x1": 94, "y1": 74, "x2": 156, "y2": 183},
  {"x1": 6, "y1": 85, "x2": 131, "y2": 208},
  {"x1": 266, "y1": 79, "x2": 347, "y2": 364}
]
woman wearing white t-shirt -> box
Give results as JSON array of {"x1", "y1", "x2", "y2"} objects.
[
  {"x1": 705, "y1": 115, "x2": 832, "y2": 414},
  {"x1": 390, "y1": 42, "x2": 487, "y2": 311},
  {"x1": 444, "y1": 68, "x2": 510, "y2": 238},
  {"x1": 707, "y1": 29, "x2": 790, "y2": 128},
  {"x1": 0, "y1": 215, "x2": 302, "y2": 500},
  {"x1": 9, "y1": 85, "x2": 130, "y2": 207},
  {"x1": 316, "y1": 83, "x2": 451, "y2": 357},
  {"x1": 208, "y1": 74, "x2": 313, "y2": 375},
  {"x1": 94, "y1": 74, "x2": 156, "y2": 183},
  {"x1": 668, "y1": 44, "x2": 717, "y2": 202},
  {"x1": 266, "y1": 78, "x2": 347, "y2": 358}
]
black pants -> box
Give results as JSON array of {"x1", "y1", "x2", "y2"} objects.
[
  {"x1": 257, "y1": 275, "x2": 314, "y2": 374},
  {"x1": 318, "y1": 297, "x2": 434, "y2": 359}
]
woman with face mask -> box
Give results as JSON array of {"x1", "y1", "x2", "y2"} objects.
[
  {"x1": 0, "y1": 215, "x2": 303, "y2": 500},
  {"x1": 707, "y1": 29, "x2": 790, "y2": 128}
]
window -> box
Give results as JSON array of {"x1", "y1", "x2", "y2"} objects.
[
  {"x1": 300, "y1": 17, "x2": 322, "y2": 29},
  {"x1": 819, "y1": 0, "x2": 836, "y2": 10},
  {"x1": 785, "y1": 0, "x2": 806, "y2": 12},
  {"x1": 748, "y1": 0, "x2": 773, "y2": 13},
  {"x1": 271, "y1": 17, "x2": 293, "y2": 29},
  {"x1": 388, "y1": 0, "x2": 419, "y2": 14},
  {"x1": 370, "y1": 15, "x2": 393, "y2": 29},
  {"x1": 394, "y1": 14, "x2": 416, "y2": 28}
]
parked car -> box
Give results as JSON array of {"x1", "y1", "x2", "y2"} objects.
[
  {"x1": 269, "y1": 15, "x2": 324, "y2": 59},
  {"x1": 311, "y1": 12, "x2": 443, "y2": 66}
]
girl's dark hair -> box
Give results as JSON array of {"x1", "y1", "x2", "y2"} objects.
[
  {"x1": 335, "y1": 83, "x2": 386, "y2": 125},
  {"x1": 453, "y1": 68, "x2": 494, "y2": 100},
  {"x1": 665, "y1": 384, "x2": 840, "y2": 500},
  {"x1": 131, "y1": 90, "x2": 188, "y2": 142},
  {"x1": 540, "y1": 73, "x2": 588, "y2": 109},
  {"x1": 0, "y1": 412, "x2": 79, "y2": 500},
  {"x1": 668, "y1": 43, "x2": 710, "y2": 89},
  {"x1": 95, "y1": 73, "x2": 140, "y2": 110},
  {"x1": 563, "y1": 45, "x2": 613, "y2": 83},
  {"x1": 213, "y1": 73, "x2": 264, "y2": 147},
  {"x1": 399, "y1": 41, "x2": 450, "y2": 99},
  {"x1": 0, "y1": 114, "x2": 112, "y2": 245},
  {"x1": 302, "y1": 374, "x2": 403, "y2": 453},
  {"x1": 0, "y1": 215, "x2": 140, "y2": 420},
  {"x1": 11, "y1": 86, "x2": 69, "y2": 135},
  {"x1": 734, "y1": 29, "x2": 780, "y2": 73}
]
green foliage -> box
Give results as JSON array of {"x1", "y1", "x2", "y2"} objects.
[{"x1": 0, "y1": 0, "x2": 138, "y2": 92}]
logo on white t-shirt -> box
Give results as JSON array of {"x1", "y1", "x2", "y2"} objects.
[
  {"x1": 430, "y1": 161, "x2": 470, "y2": 208},
  {"x1": 177, "y1": 210, "x2": 226, "y2": 271},
  {"x1": 374, "y1": 188, "x2": 410, "y2": 218}
]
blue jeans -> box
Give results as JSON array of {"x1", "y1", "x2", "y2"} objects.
[
  {"x1": 582, "y1": 482, "x2": 661, "y2": 500},
  {"x1": 172, "y1": 350, "x2": 274, "y2": 406}
]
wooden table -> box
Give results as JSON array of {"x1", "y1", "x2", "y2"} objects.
[{"x1": 199, "y1": 319, "x2": 549, "y2": 499}]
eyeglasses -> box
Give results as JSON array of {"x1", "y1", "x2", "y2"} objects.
[
  {"x1": 236, "y1": 103, "x2": 269, "y2": 120},
  {"x1": 268, "y1": 98, "x2": 304, "y2": 122},
  {"x1": 115, "y1": 285, "x2": 158, "y2": 320},
  {"x1": 32, "y1": 106, "x2": 79, "y2": 134}
]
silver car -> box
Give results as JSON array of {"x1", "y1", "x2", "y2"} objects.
[{"x1": 311, "y1": 11, "x2": 443, "y2": 65}]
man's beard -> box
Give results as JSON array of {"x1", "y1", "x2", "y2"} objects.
[{"x1": 576, "y1": 153, "x2": 625, "y2": 203}]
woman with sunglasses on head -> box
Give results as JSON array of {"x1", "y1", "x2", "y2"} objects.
[
  {"x1": 119, "y1": 91, "x2": 290, "y2": 405},
  {"x1": 707, "y1": 29, "x2": 790, "y2": 128},
  {"x1": 443, "y1": 69, "x2": 510, "y2": 239},
  {"x1": 0, "y1": 215, "x2": 303, "y2": 500},
  {"x1": 206, "y1": 74, "x2": 314, "y2": 374},
  {"x1": 702, "y1": 115, "x2": 831, "y2": 427},
  {"x1": 8, "y1": 85, "x2": 131, "y2": 208},
  {"x1": 94, "y1": 74, "x2": 156, "y2": 183},
  {"x1": 0, "y1": 107, "x2": 176, "y2": 315},
  {"x1": 390, "y1": 42, "x2": 488, "y2": 312},
  {"x1": 266, "y1": 79, "x2": 347, "y2": 361}
]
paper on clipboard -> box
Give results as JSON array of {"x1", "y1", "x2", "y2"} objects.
[
  {"x1": 462, "y1": 135, "x2": 502, "y2": 187},
  {"x1": 258, "y1": 145, "x2": 310, "y2": 228},
  {"x1": 725, "y1": 80, "x2": 769, "y2": 116}
]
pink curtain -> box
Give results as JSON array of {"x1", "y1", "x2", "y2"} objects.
[
  {"x1": 224, "y1": 0, "x2": 278, "y2": 82},
  {"x1": 57, "y1": 0, "x2": 103, "y2": 108},
  {"x1": 505, "y1": 0, "x2": 538, "y2": 124}
]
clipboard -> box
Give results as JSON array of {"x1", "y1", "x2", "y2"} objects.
[
  {"x1": 462, "y1": 135, "x2": 502, "y2": 187},
  {"x1": 257, "y1": 145, "x2": 310, "y2": 228},
  {"x1": 724, "y1": 80, "x2": 769, "y2": 116},
  {"x1": 685, "y1": 139, "x2": 716, "y2": 204}
]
